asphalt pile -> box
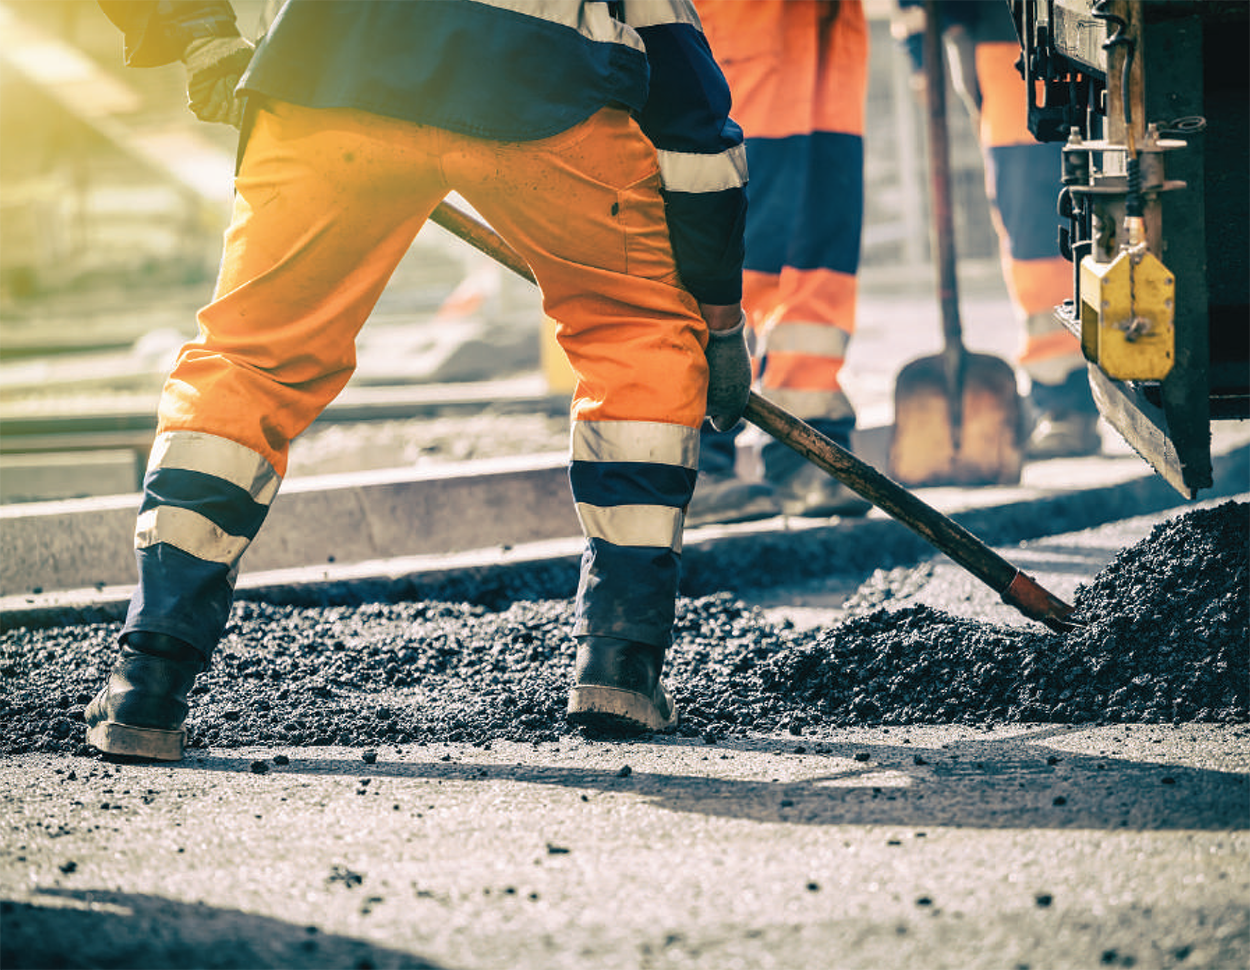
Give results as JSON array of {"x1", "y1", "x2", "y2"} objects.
[{"x1": 1, "y1": 501, "x2": 1245, "y2": 756}]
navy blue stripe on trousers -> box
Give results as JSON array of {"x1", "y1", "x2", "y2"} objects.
[
  {"x1": 987, "y1": 141, "x2": 1065, "y2": 261},
  {"x1": 125, "y1": 544, "x2": 237, "y2": 661},
  {"x1": 568, "y1": 460, "x2": 695, "y2": 508},
  {"x1": 744, "y1": 131, "x2": 864, "y2": 276},
  {"x1": 140, "y1": 466, "x2": 269, "y2": 538}
]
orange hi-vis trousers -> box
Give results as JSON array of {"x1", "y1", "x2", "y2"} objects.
[
  {"x1": 125, "y1": 102, "x2": 708, "y2": 657},
  {"x1": 699, "y1": 0, "x2": 868, "y2": 424},
  {"x1": 175, "y1": 102, "x2": 709, "y2": 465}
]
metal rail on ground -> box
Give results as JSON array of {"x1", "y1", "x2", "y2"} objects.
[{"x1": 0, "y1": 375, "x2": 570, "y2": 495}]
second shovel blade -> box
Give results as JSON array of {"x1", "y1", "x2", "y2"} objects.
[{"x1": 888, "y1": 352, "x2": 1025, "y2": 487}]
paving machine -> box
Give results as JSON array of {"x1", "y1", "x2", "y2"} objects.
[{"x1": 1008, "y1": 0, "x2": 1249, "y2": 497}]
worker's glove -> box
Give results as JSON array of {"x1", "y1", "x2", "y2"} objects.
[
  {"x1": 704, "y1": 312, "x2": 752, "y2": 432},
  {"x1": 182, "y1": 36, "x2": 255, "y2": 128}
]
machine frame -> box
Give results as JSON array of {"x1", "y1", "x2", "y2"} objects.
[{"x1": 1010, "y1": 0, "x2": 1249, "y2": 497}]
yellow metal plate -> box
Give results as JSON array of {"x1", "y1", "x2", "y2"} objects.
[{"x1": 1079, "y1": 251, "x2": 1175, "y2": 381}]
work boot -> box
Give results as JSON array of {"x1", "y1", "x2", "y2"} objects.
[
  {"x1": 763, "y1": 418, "x2": 871, "y2": 519},
  {"x1": 84, "y1": 632, "x2": 205, "y2": 761},
  {"x1": 1025, "y1": 370, "x2": 1102, "y2": 459},
  {"x1": 686, "y1": 420, "x2": 781, "y2": 527},
  {"x1": 771, "y1": 462, "x2": 872, "y2": 518},
  {"x1": 567, "y1": 636, "x2": 677, "y2": 735},
  {"x1": 686, "y1": 471, "x2": 781, "y2": 527},
  {"x1": 1025, "y1": 410, "x2": 1101, "y2": 459}
]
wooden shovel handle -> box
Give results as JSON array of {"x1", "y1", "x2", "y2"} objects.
[
  {"x1": 923, "y1": 0, "x2": 963, "y2": 358},
  {"x1": 429, "y1": 202, "x2": 537, "y2": 284},
  {"x1": 427, "y1": 198, "x2": 1078, "y2": 632}
]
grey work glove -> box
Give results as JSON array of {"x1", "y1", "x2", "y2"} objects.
[
  {"x1": 182, "y1": 36, "x2": 255, "y2": 128},
  {"x1": 704, "y1": 311, "x2": 752, "y2": 432}
]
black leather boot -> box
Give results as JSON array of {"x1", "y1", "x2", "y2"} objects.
[
  {"x1": 763, "y1": 420, "x2": 871, "y2": 519},
  {"x1": 84, "y1": 632, "x2": 204, "y2": 761},
  {"x1": 567, "y1": 636, "x2": 677, "y2": 735}
]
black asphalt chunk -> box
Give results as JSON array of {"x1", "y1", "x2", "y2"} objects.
[{"x1": 1, "y1": 502, "x2": 1245, "y2": 756}]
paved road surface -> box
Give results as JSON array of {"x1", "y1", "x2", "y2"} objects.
[{"x1": 3, "y1": 503, "x2": 1247, "y2": 970}]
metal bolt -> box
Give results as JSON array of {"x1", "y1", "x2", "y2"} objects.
[{"x1": 1121, "y1": 316, "x2": 1151, "y2": 341}]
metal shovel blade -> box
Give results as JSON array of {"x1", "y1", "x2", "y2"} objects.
[
  {"x1": 887, "y1": 0, "x2": 1027, "y2": 489},
  {"x1": 888, "y1": 351, "x2": 1025, "y2": 486}
]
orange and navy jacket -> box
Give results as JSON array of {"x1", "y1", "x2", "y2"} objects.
[{"x1": 98, "y1": 0, "x2": 748, "y2": 305}]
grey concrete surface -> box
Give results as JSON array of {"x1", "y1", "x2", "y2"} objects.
[
  {"x1": 0, "y1": 450, "x2": 140, "y2": 506},
  {"x1": 3, "y1": 728, "x2": 1246, "y2": 969},
  {"x1": 0, "y1": 454, "x2": 573, "y2": 600}
]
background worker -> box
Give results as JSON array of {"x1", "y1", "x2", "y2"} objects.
[
  {"x1": 687, "y1": 0, "x2": 873, "y2": 526},
  {"x1": 893, "y1": 0, "x2": 1101, "y2": 458},
  {"x1": 86, "y1": 0, "x2": 751, "y2": 757}
]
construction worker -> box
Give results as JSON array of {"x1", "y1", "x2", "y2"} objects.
[
  {"x1": 893, "y1": 0, "x2": 1101, "y2": 458},
  {"x1": 86, "y1": 0, "x2": 751, "y2": 757},
  {"x1": 686, "y1": 0, "x2": 874, "y2": 526}
]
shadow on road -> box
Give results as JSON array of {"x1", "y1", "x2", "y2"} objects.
[
  {"x1": 179, "y1": 726, "x2": 1249, "y2": 832},
  {"x1": 1, "y1": 887, "x2": 446, "y2": 970}
]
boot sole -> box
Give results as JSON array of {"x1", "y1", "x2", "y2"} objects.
[
  {"x1": 87, "y1": 720, "x2": 185, "y2": 761},
  {"x1": 567, "y1": 685, "x2": 677, "y2": 735}
]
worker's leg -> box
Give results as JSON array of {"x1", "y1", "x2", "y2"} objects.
[
  {"x1": 123, "y1": 102, "x2": 451, "y2": 660},
  {"x1": 975, "y1": 41, "x2": 1099, "y2": 456},
  {"x1": 91, "y1": 101, "x2": 454, "y2": 758},
  {"x1": 751, "y1": 1, "x2": 870, "y2": 515},
  {"x1": 692, "y1": 0, "x2": 870, "y2": 520},
  {"x1": 449, "y1": 107, "x2": 705, "y2": 730}
]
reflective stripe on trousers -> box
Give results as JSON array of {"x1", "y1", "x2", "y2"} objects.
[{"x1": 124, "y1": 430, "x2": 279, "y2": 657}]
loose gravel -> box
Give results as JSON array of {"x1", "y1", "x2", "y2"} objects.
[{"x1": 1, "y1": 501, "x2": 1245, "y2": 757}]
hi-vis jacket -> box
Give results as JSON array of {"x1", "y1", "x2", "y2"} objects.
[{"x1": 98, "y1": 0, "x2": 748, "y2": 306}]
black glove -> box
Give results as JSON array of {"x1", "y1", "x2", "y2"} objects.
[
  {"x1": 182, "y1": 36, "x2": 255, "y2": 128},
  {"x1": 705, "y1": 312, "x2": 752, "y2": 432}
]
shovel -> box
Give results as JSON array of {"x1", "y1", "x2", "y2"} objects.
[
  {"x1": 886, "y1": 0, "x2": 1024, "y2": 487},
  {"x1": 424, "y1": 200, "x2": 1079, "y2": 633}
]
